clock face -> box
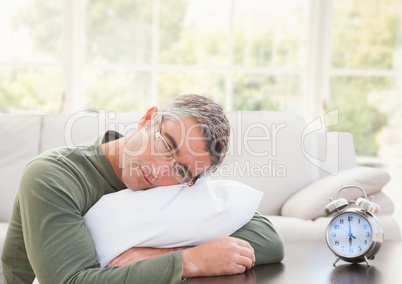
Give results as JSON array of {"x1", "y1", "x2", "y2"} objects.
[{"x1": 326, "y1": 211, "x2": 373, "y2": 258}]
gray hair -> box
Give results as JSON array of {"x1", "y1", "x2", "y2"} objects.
[{"x1": 157, "y1": 94, "x2": 230, "y2": 177}]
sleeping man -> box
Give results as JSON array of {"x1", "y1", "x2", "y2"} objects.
[{"x1": 2, "y1": 94, "x2": 284, "y2": 283}]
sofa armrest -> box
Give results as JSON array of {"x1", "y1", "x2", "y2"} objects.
[{"x1": 280, "y1": 167, "x2": 391, "y2": 220}]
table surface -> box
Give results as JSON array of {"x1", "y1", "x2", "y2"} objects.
[{"x1": 186, "y1": 240, "x2": 401, "y2": 284}]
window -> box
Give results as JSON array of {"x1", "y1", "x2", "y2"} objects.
[
  {"x1": 0, "y1": 0, "x2": 63, "y2": 113},
  {"x1": 1, "y1": 0, "x2": 401, "y2": 225},
  {"x1": 327, "y1": 0, "x2": 402, "y2": 227},
  {"x1": 329, "y1": 0, "x2": 402, "y2": 159},
  {"x1": 0, "y1": 0, "x2": 309, "y2": 113}
]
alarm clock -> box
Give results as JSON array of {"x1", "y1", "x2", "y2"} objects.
[{"x1": 324, "y1": 185, "x2": 383, "y2": 267}]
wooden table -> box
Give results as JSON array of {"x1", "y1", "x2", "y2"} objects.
[{"x1": 186, "y1": 241, "x2": 401, "y2": 284}]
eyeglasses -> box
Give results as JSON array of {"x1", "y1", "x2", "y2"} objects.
[{"x1": 154, "y1": 115, "x2": 194, "y2": 186}]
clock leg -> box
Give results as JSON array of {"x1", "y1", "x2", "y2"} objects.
[
  {"x1": 364, "y1": 256, "x2": 370, "y2": 267},
  {"x1": 333, "y1": 256, "x2": 341, "y2": 267}
]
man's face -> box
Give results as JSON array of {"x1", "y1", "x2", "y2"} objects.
[{"x1": 121, "y1": 116, "x2": 212, "y2": 190}]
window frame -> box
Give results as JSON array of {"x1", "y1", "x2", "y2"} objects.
[
  {"x1": 2, "y1": 0, "x2": 401, "y2": 169},
  {"x1": 63, "y1": 0, "x2": 313, "y2": 113}
]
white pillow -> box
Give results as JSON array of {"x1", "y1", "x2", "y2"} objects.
[
  {"x1": 280, "y1": 167, "x2": 391, "y2": 220},
  {"x1": 84, "y1": 177, "x2": 263, "y2": 267}
]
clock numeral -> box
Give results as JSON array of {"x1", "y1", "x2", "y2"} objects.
[
  {"x1": 363, "y1": 224, "x2": 368, "y2": 229},
  {"x1": 339, "y1": 219, "x2": 344, "y2": 224},
  {"x1": 332, "y1": 233, "x2": 337, "y2": 238},
  {"x1": 335, "y1": 240, "x2": 339, "y2": 246},
  {"x1": 348, "y1": 216, "x2": 353, "y2": 222},
  {"x1": 366, "y1": 232, "x2": 371, "y2": 237},
  {"x1": 333, "y1": 225, "x2": 340, "y2": 230},
  {"x1": 358, "y1": 246, "x2": 362, "y2": 252}
]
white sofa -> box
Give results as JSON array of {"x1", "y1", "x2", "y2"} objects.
[{"x1": 1, "y1": 111, "x2": 401, "y2": 283}]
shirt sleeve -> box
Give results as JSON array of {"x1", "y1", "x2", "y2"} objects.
[
  {"x1": 230, "y1": 212, "x2": 285, "y2": 265},
  {"x1": 17, "y1": 159, "x2": 184, "y2": 284}
]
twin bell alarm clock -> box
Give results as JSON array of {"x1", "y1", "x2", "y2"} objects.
[{"x1": 324, "y1": 185, "x2": 383, "y2": 267}]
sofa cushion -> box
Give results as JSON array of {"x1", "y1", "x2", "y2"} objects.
[
  {"x1": 281, "y1": 167, "x2": 391, "y2": 220},
  {"x1": 40, "y1": 112, "x2": 142, "y2": 152},
  {"x1": 0, "y1": 115, "x2": 41, "y2": 222},
  {"x1": 0, "y1": 222, "x2": 9, "y2": 278},
  {"x1": 84, "y1": 177, "x2": 262, "y2": 267},
  {"x1": 267, "y1": 214, "x2": 401, "y2": 243},
  {"x1": 267, "y1": 215, "x2": 324, "y2": 243},
  {"x1": 213, "y1": 111, "x2": 320, "y2": 215}
]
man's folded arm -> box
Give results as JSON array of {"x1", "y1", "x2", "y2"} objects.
[{"x1": 230, "y1": 212, "x2": 285, "y2": 265}]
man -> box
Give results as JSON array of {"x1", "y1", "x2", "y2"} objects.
[{"x1": 2, "y1": 94, "x2": 284, "y2": 283}]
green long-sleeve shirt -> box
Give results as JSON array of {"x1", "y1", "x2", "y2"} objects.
[{"x1": 1, "y1": 131, "x2": 284, "y2": 284}]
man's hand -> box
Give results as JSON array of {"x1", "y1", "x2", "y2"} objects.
[
  {"x1": 106, "y1": 247, "x2": 182, "y2": 267},
  {"x1": 182, "y1": 237, "x2": 255, "y2": 278}
]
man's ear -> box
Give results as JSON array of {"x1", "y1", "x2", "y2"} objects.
[{"x1": 138, "y1": 106, "x2": 158, "y2": 129}]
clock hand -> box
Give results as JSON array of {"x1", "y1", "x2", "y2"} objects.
[
  {"x1": 348, "y1": 218, "x2": 356, "y2": 239},
  {"x1": 348, "y1": 219, "x2": 354, "y2": 248}
]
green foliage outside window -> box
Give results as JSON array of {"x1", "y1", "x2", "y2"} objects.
[{"x1": 1, "y1": 0, "x2": 401, "y2": 160}]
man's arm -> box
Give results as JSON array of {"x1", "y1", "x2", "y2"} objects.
[
  {"x1": 8, "y1": 159, "x2": 184, "y2": 284},
  {"x1": 108, "y1": 237, "x2": 255, "y2": 278},
  {"x1": 230, "y1": 212, "x2": 285, "y2": 265},
  {"x1": 107, "y1": 212, "x2": 284, "y2": 278}
]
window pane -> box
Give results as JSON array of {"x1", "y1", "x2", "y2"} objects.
[
  {"x1": 85, "y1": 71, "x2": 151, "y2": 112},
  {"x1": 232, "y1": 74, "x2": 302, "y2": 111},
  {"x1": 328, "y1": 76, "x2": 402, "y2": 157},
  {"x1": 86, "y1": 0, "x2": 153, "y2": 64},
  {"x1": 332, "y1": 0, "x2": 402, "y2": 70},
  {"x1": 157, "y1": 71, "x2": 226, "y2": 106},
  {"x1": 0, "y1": 69, "x2": 62, "y2": 113},
  {"x1": 233, "y1": 0, "x2": 308, "y2": 67},
  {"x1": 159, "y1": 0, "x2": 231, "y2": 65},
  {"x1": 0, "y1": 0, "x2": 61, "y2": 63},
  {"x1": 369, "y1": 77, "x2": 402, "y2": 161}
]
